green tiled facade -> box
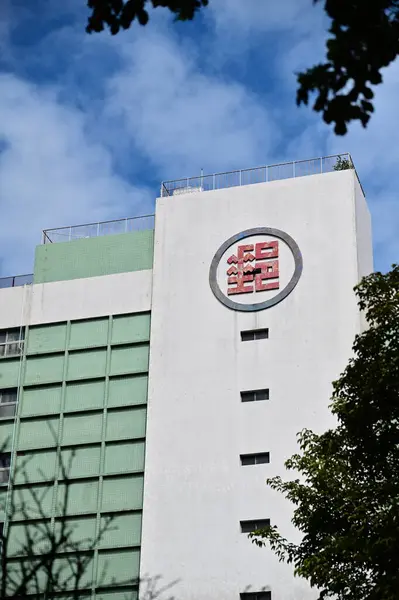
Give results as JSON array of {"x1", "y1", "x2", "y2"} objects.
[
  {"x1": 34, "y1": 230, "x2": 155, "y2": 284},
  {"x1": 0, "y1": 312, "x2": 150, "y2": 599}
]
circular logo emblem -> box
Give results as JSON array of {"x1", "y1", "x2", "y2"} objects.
[{"x1": 209, "y1": 227, "x2": 302, "y2": 312}]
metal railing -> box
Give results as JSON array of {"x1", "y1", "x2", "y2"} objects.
[
  {"x1": 0, "y1": 274, "x2": 33, "y2": 289},
  {"x1": 161, "y1": 153, "x2": 358, "y2": 197},
  {"x1": 43, "y1": 214, "x2": 155, "y2": 244}
]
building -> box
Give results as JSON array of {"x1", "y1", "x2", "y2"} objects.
[{"x1": 0, "y1": 155, "x2": 373, "y2": 600}]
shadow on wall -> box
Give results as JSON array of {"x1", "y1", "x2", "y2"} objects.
[
  {"x1": 0, "y1": 433, "x2": 181, "y2": 600},
  {"x1": 139, "y1": 574, "x2": 180, "y2": 600}
]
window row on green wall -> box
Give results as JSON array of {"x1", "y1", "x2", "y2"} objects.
[
  {"x1": 7, "y1": 510, "x2": 143, "y2": 557},
  {"x1": 0, "y1": 374, "x2": 148, "y2": 421},
  {"x1": 26, "y1": 313, "x2": 151, "y2": 355},
  {"x1": 10, "y1": 439, "x2": 146, "y2": 484},
  {"x1": 8, "y1": 588, "x2": 139, "y2": 600},
  {"x1": 1, "y1": 472, "x2": 144, "y2": 519},
  {"x1": 0, "y1": 344, "x2": 149, "y2": 390},
  {"x1": 6, "y1": 547, "x2": 140, "y2": 596},
  {"x1": 1, "y1": 405, "x2": 147, "y2": 452},
  {"x1": 11, "y1": 588, "x2": 140, "y2": 600}
]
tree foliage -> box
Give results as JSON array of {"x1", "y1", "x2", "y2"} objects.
[
  {"x1": 297, "y1": 1, "x2": 399, "y2": 135},
  {"x1": 86, "y1": 0, "x2": 208, "y2": 34},
  {"x1": 333, "y1": 155, "x2": 353, "y2": 171},
  {"x1": 250, "y1": 265, "x2": 399, "y2": 600}
]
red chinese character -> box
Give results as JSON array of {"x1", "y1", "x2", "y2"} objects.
[
  {"x1": 255, "y1": 241, "x2": 278, "y2": 260},
  {"x1": 226, "y1": 240, "x2": 280, "y2": 296},
  {"x1": 255, "y1": 259, "x2": 279, "y2": 292},
  {"x1": 227, "y1": 244, "x2": 255, "y2": 295}
]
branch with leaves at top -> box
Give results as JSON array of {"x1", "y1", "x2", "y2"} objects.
[
  {"x1": 297, "y1": 1, "x2": 399, "y2": 135},
  {"x1": 86, "y1": 0, "x2": 208, "y2": 34}
]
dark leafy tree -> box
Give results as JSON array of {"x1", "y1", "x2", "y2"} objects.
[
  {"x1": 250, "y1": 265, "x2": 399, "y2": 600},
  {"x1": 86, "y1": 0, "x2": 208, "y2": 34},
  {"x1": 297, "y1": 1, "x2": 399, "y2": 134}
]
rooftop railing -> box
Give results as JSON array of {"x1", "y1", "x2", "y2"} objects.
[
  {"x1": 160, "y1": 153, "x2": 359, "y2": 197},
  {"x1": 43, "y1": 214, "x2": 155, "y2": 244},
  {"x1": 0, "y1": 274, "x2": 33, "y2": 289}
]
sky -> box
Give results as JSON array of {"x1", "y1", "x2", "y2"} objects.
[{"x1": 0, "y1": 0, "x2": 398, "y2": 276}]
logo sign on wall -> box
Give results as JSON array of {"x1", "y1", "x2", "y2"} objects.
[{"x1": 209, "y1": 227, "x2": 302, "y2": 312}]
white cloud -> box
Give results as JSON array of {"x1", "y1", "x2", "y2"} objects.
[
  {"x1": 0, "y1": 0, "x2": 397, "y2": 278},
  {"x1": 208, "y1": 0, "x2": 325, "y2": 35},
  {"x1": 0, "y1": 74, "x2": 152, "y2": 276},
  {"x1": 105, "y1": 30, "x2": 278, "y2": 179}
]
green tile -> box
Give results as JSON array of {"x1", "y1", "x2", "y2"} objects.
[
  {"x1": 109, "y1": 345, "x2": 149, "y2": 376},
  {"x1": 60, "y1": 446, "x2": 101, "y2": 479},
  {"x1": 104, "y1": 441, "x2": 145, "y2": 475},
  {"x1": 70, "y1": 318, "x2": 108, "y2": 349},
  {"x1": 18, "y1": 416, "x2": 59, "y2": 450},
  {"x1": 8, "y1": 521, "x2": 53, "y2": 556},
  {"x1": 27, "y1": 323, "x2": 67, "y2": 354},
  {"x1": 108, "y1": 375, "x2": 148, "y2": 408},
  {"x1": 62, "y1": 412, "x2": 103, "y2": 446},
  {"x1": 101, "y1": 475, "x2": 144, "y2": 512},
  {"x1": 105, "y1": 407, "x2": 146, "y2": 442},
  {"x1": 53, "y1": 516, "x2": 97, "y2": 549},
  {"x1": 0, "y1": 420, "x2": 15, "y2": 451},
  {"x1": 99, "y1": 512, "x2": 142, "y2": 548},
  {"x1": 67, "y1": 349, "x2": 107, "y2": 381},
  {"x1": 20, "y1": 384, "x2": 62, "y2": 417},
  {"x1": 34, "y1": 229, "x2": 154, "y2": 284},
  {"x1": 0, "y1": 358, "x2": 22, "y2": 388},
  {"x1": 12, "y1": 483, "x2": 54, "y2": 520},
  {"x1": 56, "y1": 480, "x2": 99, "y2": 516},
  {"x1": 96, "y1": 590, "x2": 138, "y2": 600},
  {"x1": 13, "y1": 449, "x2": 57, "y2": 484},
  {"x1": 97, "y1": 548, "x2": 140, "y2": 585},
  {"x1": 111, "y1": 313, "x2": 150, "y2": 345},
  {"x1": 25, "y1": 355, "x2": 64, "y2": 385},
  {"x1": 65, "y1": 379, "x2": 105, "y2": 412}
]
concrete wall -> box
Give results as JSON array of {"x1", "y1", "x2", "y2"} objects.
[
  {"x1": 34, "y1": 229, "x2": 154, "y2": 283},
  {"x1": 354, "y1": 177, "x2": 373, "y2": 280},
  {"x1": 0, "y1": 270, "x2": 152, "y2": 328},
  {"x1": 0, "y1": 261, "x2": 153, "y2": 598},
  {"x1": 141, "y1": 170, "x2": 373, "y2": 600}
]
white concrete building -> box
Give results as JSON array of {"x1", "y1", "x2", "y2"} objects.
[{"x1": 0, "y1": 156, "x2": 372, "y2": 600}]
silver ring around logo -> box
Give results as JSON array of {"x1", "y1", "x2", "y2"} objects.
[{"x1": 209, "y1": 227, "x2": 303, "y2": 312}]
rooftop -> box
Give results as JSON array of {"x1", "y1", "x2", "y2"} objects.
[
  {"x1": 160, "y1": 153, "x2": 358, "y2": 197},
  {"x1": 0, "y1": 153, "x2": 360, "y2": 289}
]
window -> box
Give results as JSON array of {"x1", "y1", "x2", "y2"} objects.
[
  {"x1": 241, "y1": 329, "x2": 269, "y2": 342},
  {"x1": 240, "y1": 593, "x2": 271, "y2": 600},
  {"x1": 0, "y1": 389, "x2": 17, "y2": 419},
  {"x1": 240, "y1": 389, "x2": 269, "y2": 402},
  {"x1": 0, "y1": 328, "x2": 24, "y2": 358},
  {"x1": 240, "y1": 452, "x2": 270, "y2": 466},
  {"x1": 240, "y1": 519, "x2": 270, "y2": 533},
  {"x1": 0, "y1": 453, "x2": 11, "y2": 484}
]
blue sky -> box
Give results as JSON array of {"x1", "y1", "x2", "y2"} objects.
[{"x1": 0, "y1": 0, "x2": 398, "y2": 276}]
